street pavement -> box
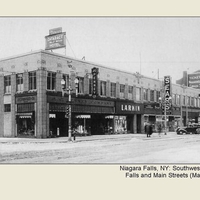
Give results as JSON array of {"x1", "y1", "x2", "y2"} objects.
[{"x1": 0, "y1": 132, "x2": 177, "y2": 144}]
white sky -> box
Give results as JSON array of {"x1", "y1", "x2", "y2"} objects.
[{"x1": 1, "y1": 17, "x2": 200, "y2": 83}]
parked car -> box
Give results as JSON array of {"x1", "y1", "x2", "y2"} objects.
[{"x1": 176, "y1": 125, "x2": 200, "y2": 135}]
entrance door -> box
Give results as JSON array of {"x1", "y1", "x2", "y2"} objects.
[{"x1": 137, "y1": 114, "x2": 141, "y2": 133}]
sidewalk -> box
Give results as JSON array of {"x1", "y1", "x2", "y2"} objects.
[{"x1": 0, "y1": 132, "x2": 177, "y2": 144}]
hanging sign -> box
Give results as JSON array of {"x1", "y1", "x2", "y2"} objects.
[
  {"x1": 164, "y1": 76, "x2": 172, "y2": 111},
  {"x1": 91, "y1": 67, "x2": 99, "y2": 96}
]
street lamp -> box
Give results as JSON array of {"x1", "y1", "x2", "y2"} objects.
[
  {"x1": 61, "y1": 77, "x2": 73, "y2": 141},
  {"x1": 159, "y1": 96, "x2": 172, "y2": 135}
]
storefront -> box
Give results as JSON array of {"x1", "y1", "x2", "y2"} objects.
[
  {"x1": 15, "y1": 94, "x2": 36, "y2": 137},
  {"x1": 115, "y1": 101, "x2": 144, "y2": 134}
]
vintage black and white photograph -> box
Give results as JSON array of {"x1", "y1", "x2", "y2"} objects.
[{"x1": 1, "y1": 17, "x2": 200, "y2": 163}]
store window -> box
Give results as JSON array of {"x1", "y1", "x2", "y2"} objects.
[
  {"x1": 16, "y1": 73, "x2": 23, "y2": 92},
  {"x1": 150, "y1": 90, "x2": 154, "y2": 102},
  {"x1": 4, "y1": 104, "x2": 11, "y2": 112},
  {"x1": 47, "y1": 72, "x2": 56, "y2": 90},
  {"x1": 111, "y1": 83, "x2": 116, "y2": 97},
  {"x1": 4, "y1": 75, "x2": 11, "y2": 94},
  {"x1": 128, "y1": 86, "x2": 133, "y2": 100},
  {"x1": 100, "y1": 81, "x2": 106, "y2": 96},
  {"x1": 77, "y1": 77, "x2": 84, "y2": 94},
  {"x1": 120, "y1": 84, "x2": 125, "y2": 98},
  {"x1": 29, "y1": 71, "x2": 36, "y2": 90},
  {"x1": 136, "y1": 87, "x2": 141, "y2": 101},
  {"x1": 143, "y1": 88, "x2": 148, "y2": 101}
]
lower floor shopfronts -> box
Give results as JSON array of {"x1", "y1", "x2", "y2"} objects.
[{"x1": 3, "y1": 93, "x2": 200, "y2": 138}]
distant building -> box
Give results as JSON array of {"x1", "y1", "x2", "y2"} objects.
[{"x1": 1, "y1": 50, "x2": 200, "y2": 138}]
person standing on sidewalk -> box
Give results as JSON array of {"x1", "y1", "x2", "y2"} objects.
[
  {"x1": 157, "y1": 123, "x2": 162, "y2": 137},
  {"x1": 145, "y1": 123, "x2": 150, "y2": 137}
]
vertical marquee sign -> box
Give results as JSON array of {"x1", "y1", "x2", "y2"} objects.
[
  {"x1": 164, "y1": 76, "x2": 172, "y2": 111},
  {"x1": 45, "y1": 27, "x2": 66, "y2": 50},
  {"x1": 91, "y1": 67, "x2": 99, "y2": 97}
]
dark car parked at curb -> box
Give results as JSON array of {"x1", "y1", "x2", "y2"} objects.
[{"x1": 176, "y1": 124, "x2": 200, "y2": 135}]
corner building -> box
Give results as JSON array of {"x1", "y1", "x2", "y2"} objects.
[{"x1": 0, "y1": 50, "x2": 200, "y2": 138}]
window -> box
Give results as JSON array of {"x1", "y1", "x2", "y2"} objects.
[
  {"x1": 47, "y1": 72, "x2": 56, "y2": 90},
  {"x1": 183, "y1": 96, "x2": 186, "y2": 105},
  {"x1": 16, "y1": 73, "x2": 23, "y2": 92},
  {"x1": 110, "y1": 83, "x2": 116, "y2": 97},
  {"x1": 194, "y1": 98, "x2": 197, "y2": 107},
  {"x1": 77, "y1": 77, "x2": 84, "y2": 94},
  {"x1": 62, "y1": 74, "x2": 69, "y2": 89},
  {"x1": 143, "y1": 89, "x2": 148, "y2": 101},
  {"x1": 100, "y1": 81, "x2": 106, "y2": 96},
  {"x1": 187, "y1": 96, "x2": 190, "y2": 106},
  {"x1": 89, "y1": 78, "x2": 92, "y2": 95},
  {"x1": 4, "y1": 75, "x2": 11, "y2": 93},
  {"x1": 191, "y1": 97, "x2": 194, "y2": 106},
  {"x1": 176, "y1": 95, "x2": 180, "y2": 105},
  {"x1": 136, "y1": 87, "x2": 141, "y2": 101},
  {"x1": 4, "y1": 104, "x2": 11, "y2": 112},
  {"x1": 120, "y1": 84, "x2": 125, "y2": 98},
  {"x1": 172, "y1": 94, "x2": 176, "y2": 104},
  {"x1": 150, "y1": 90, "x2": 154, "y2": 102},
  {"x1": 29, "y1": 71, "x2": 36, "y2": 90},
  {"x1": 156, "y1": 91, "x2": 160, "y2": 102},
  {"x1": 128, "y1": 86, "x2": 133, "y2": 100}
]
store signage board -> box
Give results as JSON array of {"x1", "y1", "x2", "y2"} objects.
[
  {"x1": 164, "y1": 76, "x2": 172, "y2": 111},
  {"x1": 45, "y1": 31, "x2": 66, "y2": 50},
  {"x1": 188, "y1": 73, "x2": 200, "y2": 89}
]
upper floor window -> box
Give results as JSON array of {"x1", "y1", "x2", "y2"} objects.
[
  {"x1": 172, "y1": 94, "x2": 176, "y2": 104},
  {"x1": 4, "y1": 75, "x2": 11, "y2": 94},
  {"x1": 187, "y1": 96, "x2": 190, "y2": 106},
  {"x1": 111, "y1": 83, "x2": 116, "y2": 97},
  {"x1": 29, "y1": 71, "x2": 36, "y2": 90},
  {"x1": 150, "y1": 90, "x2": 154, "y2": 102},
  {"x1": 136, "y1": 87, "x2": 141, "y2": 101},
  {"x1": 4, "y1": 104, "x2": 11, "y2": 112},
  {"x1": 16, "y1": 73, "x2": 23, "y2": 92},
  {"x1": 62, "y1": 74, "x2": 69, "y2": 89},
  {"x1": 191, "y1": 97, "x2": 194, "y2": 106},
  {"x1": 143, "y1": 88, "x2": 148, "y2": 101},
  {"x1": 100, "y1": 81, "x2": 106, "y2": 96},
  {"x1": 89, "y1": 78, "x2": 92, "y2": 95},
  {"x1": 176, "y1": 95, "x2": 180, "y2": 105},
  {"x1": 77, "y1": 77, "x2": 84, "y2": 94},
  {"x1": 120, "y1": 84, "x2": 125, "y2": 98},
  {"x1": 47, "y1": 72, "x2": 56, "y2": 90},
  {"x1": 128, "y1": 86, "x2": 133, "y2": 100},
  {"x1": 183, "y1": 96, "x2": 186, "y2": 105},
  {"x1": 156, "y1": 91, "x2": 160, "y2": 102}
]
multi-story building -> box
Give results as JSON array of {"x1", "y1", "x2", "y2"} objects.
[{"x1": 0, "y1": 50, "x2": 200, "y2": 138}]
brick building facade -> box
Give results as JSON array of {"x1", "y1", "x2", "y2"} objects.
[{"x1": 0, "y1": 50, "x2": 200, "y2": 138}]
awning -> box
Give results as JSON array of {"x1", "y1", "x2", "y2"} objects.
[{"x1": 76, "y1": 115, "x2": 91, "y2": 119}]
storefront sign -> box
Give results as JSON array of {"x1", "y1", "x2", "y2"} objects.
[
  {"x1": 47, "y1": 95, "x2": 69, "y2": 104},
  {"x1": 16, "y1": 96, "x2": 36, "y2": 104},
  {"x1": 116, "y1": 102, "x2": 143, "y2": 114},
  {"x1": 45, "y1": 32, "x2": 66, "y2": 50},
  {"x1": 164, "y1": 76, "x2": 172, "y2": 111},
  {"x1": 73, "y1": 98, "x2": 114, "y2": 107},
  {"x1": 91, "y1": 67, "x2": 99, "y2": 96}
]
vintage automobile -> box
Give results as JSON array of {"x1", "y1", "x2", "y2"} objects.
[{"x1": 176, "y1": 124, "x2": 200, "y2": 135}]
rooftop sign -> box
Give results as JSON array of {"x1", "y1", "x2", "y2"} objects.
[
  {"x1": 45, "y1": 28, "x2": 66, "y2": 50},
  {"x1": 188, "y1": 73, "x2": 200, "y2": 89}
]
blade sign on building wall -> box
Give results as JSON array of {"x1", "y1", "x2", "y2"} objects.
[
  {"x1": 91, "y1": 67, "x2": 99, "y2": 97},
  {"x1": 164, "y1": 76, "x2": 172, "y2": 111},
  {"x1": 45, "y1": 27, "x2": 66, "y2": 50},
  {"x1": 188, "y1": 73, "x2": 200, "y2": 89}
]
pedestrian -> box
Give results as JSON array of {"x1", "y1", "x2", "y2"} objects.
[
  {"x1": 145, "y1": 123, "x2": 151, "y2": 137},
  {"x1": 157, "y1": 123, "x2": 162, "y2": 137},
  {"x1": 73, "y1": 129, "x2": 76, "y2": 141}
]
